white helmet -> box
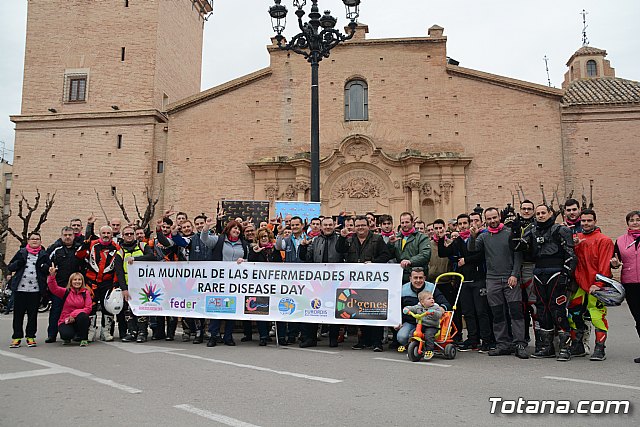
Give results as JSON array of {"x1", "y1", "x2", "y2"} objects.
[
  {"x1": 592, "y1": 274, "x2": 626, "y2": 307},
  {"x1": 104, "y1": 288, "x2": 124, "y2": 315}
]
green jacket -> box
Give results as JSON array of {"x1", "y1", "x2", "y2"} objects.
[{"x1": 389, "y1": 231, "x2": 431, "y2": 283}]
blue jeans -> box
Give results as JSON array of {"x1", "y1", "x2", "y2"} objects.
[
  {"x1": 208, "y1": 319, "x2": 234, "y2": 342},
  {"x1": 397, "y1": 322, "x2": 417, "y2": 346}
]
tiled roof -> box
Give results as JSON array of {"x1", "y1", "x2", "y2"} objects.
[
  {"x1": 562, "y1": 78, "x2": 640, "y2": 106},
  {"x1": 566, "y1": 46, "x2": 607, "y2": 65}
]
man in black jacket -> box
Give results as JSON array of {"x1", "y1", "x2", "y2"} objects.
[
  {"x1": 530, "y1": 204, "x2": 576, "y2": 361},
  {"x1": 336, "y1": 215, "x2": 392, "y2": 352},
  {"x1": 300, "y1": 217, "x2": 344, "y2": 347},
  {"x1": 45, "y1": 226, "x2": 82, "y2": 343},
  {"x1": 438, "y1": 214, "x2": 491, "y2": 351}
]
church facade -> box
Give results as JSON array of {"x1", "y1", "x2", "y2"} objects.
[{"x1": 9, "y1": 0, "x2": 640, "y2": 250}]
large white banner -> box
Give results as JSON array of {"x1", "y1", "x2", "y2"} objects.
[{"x1": 129, "y1": 261, "x2": 403, "y2": 326}]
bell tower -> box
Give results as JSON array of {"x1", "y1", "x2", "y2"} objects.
[{"x1": 9, "y1": 0, "x2": 213, "y2": 248}]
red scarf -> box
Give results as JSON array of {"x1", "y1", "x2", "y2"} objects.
[
  {"x1": 431, "y1": 235, "x2": 439, "y2": 243},
  {"x1": 565, "y1": 216, "x2": 580, "y2": 227},
  {"x1": 346, "y1": 232, "x2": 355, "y2": 238},
  {"x1": 26, "y1": 245, "x2": 42, "y2": 255},
  {"x1": 74, "y1": 232, "x2": 82, "y2": 238},
  {"x1": 380, "y1": 230, "x2": 395, "y2": 237},
  {"x1": 401, "y1": 228, "x2": 416, "y2": 237},
  {"x1": 261, "y1": 242, "x2": 275, "y2": 249},
  {"x1": 487, "y1": 223, "x2": 504, "y2": 234},
  {"x1": 628, "y1": 228, "x2": 640, "y2": 239},
  {"x1": 99, "y1": 238, "x2": 112, "y2": 246},
  {"x1": 227, "y1": 235, "x2": 240, "y2": 242},
  {"x1": 307, "y1": 230, "x2": 321, "y2": 239},
  {"x1": 459, "y1": 229, "x2": 471, "y2": 240}
]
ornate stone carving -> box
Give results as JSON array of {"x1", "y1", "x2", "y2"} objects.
[
  {"x1": 394, "y1": 181, "x2": 401, "y2": 189},
  {"x1": 264, "y1": 184, "x2": 279, "y2": 201},
  {"x1": 421, "y1": 182, "x2": 442, "y2": 204},
  {"x1": 346, "y1": 141, "x2": 369, "y2": 161},
  {"x1": 295, "y1": 181, "x2": 310, "y2": 192},
  {"x1": 371, "y1": 158, "x2": 379, "y2": 164},
  {"x1": 332, "y1": 171, "x2": 388, "y2": 200},
  {"x1": 385, "y1": 168, "x2": 391, "y2": 175},
  {"x1": 282, "y1": 184, "x2": 296, "y2": 200},
  {"x1": 338, "y1": 159, "x2": 346, "y2": 166},
  {"x1": 404, "y1": 178, "x2": 421, "y2": 190},
  {"x1": 440, "y1": 181, "x2": 454, "y2": 203}
]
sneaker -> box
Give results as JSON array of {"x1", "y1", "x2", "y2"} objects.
[
  {"x1": 26, "y1": 338, "x2": 37, "y2": 348},
  {"x1": 9, "y1": 339, "x2": 21, "y2": 348},
  {"x1": 634, "y1": 356, "x2": 640, "y2": 363},
  {"x1": 136, "y1": 334, "x2": 148, "y2": 343},
  {"x1": 458, "y1": 341, "x2": 480, "y2": 352},
  {"x1": 488, "y1": 347, "x2": 513, "y2": 356},
  {"x1": 590, "y1": 343, "x2": 606, "y2": 361},
  {"x1": 277, "y1": 338, "x2": 288, "y2": 346},
  {"x1": 515, "y1": 344, "x2": 529, "y2": 359},
  {"x1": 45, "y1": 336, "x2": 56, "y2": 344},
  {"x1": 121, "y1": 334, "x2": 136, "y2": 343},
  {"x1": 206, "y1": 337, "x2": 217, "y2": 347},
  {"x1": 424, "y1": 350, "x2": 434, "y2": 360},
  {"x1": 397, "y1": 345, "x2": 406, "y2": 353},
  {"x1": 240, "y1": 336, "x2": 253, "y2": 342},
  {"x1": 479, "y1": 343, "x2": 491, "y2": 353},
  {"x1": 259, "y1": 338, "x2": 268, "y2": 347},
  {"x1": 79, "y1": 340, "x2": 88, "y2": 347},
  {"x1": 63, "y1": 340, "x2": 72, "y2": 345},
  {"x1": 351, "y1": 343, "x2": 366, "y2": 350},
  {"x1": 372, "y1": 345, "x2": 384, "y2": 352}
]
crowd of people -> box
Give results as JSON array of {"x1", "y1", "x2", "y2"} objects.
[{"x1": 5, "y1": 200, "x2": 640, "y2": 364}]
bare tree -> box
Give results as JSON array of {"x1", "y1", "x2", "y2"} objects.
[{"x1": 0, "y1": 190, "x2": 56, "y2": 277}]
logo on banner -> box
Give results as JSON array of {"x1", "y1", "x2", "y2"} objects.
[
  {"x1": 304, "y1": 298, "x2": 329, "y2": 317},
  {"x1": 335, "y1": 289, "x2": 389, "y2": 320},
  {"x1": 278, "y1": 298, "x2": 296, "y2": 315},
  {"x1": 205, "y1": 296, "x2": 237, "y2": 314},
  {"x1": 169, "y1": 298, "x2": 198, "y2": 311},
  {"x1": 244, "y1": 296, "x2": 270, "y2": 315},
  {"x1": 138, "y1": 283, "x2": 163, "y2": 311}
]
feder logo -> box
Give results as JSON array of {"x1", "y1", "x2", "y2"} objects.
[{"x1": 335, "y1": 289, "x2": 389, "y2": 320}]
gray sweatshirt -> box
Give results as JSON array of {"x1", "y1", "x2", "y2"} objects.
[
  {"x1": 200, "y1": 232, "x2": 246, "y2": 262},
  {"x1": 468, "y1": 227, "x2": 522, "y2": 280},
  {"x1": 402, "y1": 302, "x2": 443, "y2": 328}
]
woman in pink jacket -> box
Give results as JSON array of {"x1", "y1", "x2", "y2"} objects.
[
  {"x1": 47, "y1": 266, "x2": 92, "y2": 346},
  {"x1": 612, "y1": 210, "x2": 640, "y2": 363}
]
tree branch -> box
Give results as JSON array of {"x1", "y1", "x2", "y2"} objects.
[{"x1": 94, "y1": 188, "x2": 109, "y2": 224}]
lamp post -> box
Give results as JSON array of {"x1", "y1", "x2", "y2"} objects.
[{"x1": 269, "y1": 0, "x2": 361, "y2": 202}]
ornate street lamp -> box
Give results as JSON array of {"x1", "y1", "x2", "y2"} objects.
[{"x1": 269, "y1": 0, "x2": 361, "y2": 202}]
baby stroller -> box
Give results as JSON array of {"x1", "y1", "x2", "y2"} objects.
[{"x1": 407, "y1": 272, "x2": 464, "y2": 361}]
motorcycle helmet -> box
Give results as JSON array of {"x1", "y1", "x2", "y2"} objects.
[
  {"x1": 591, "y1": 274, "x2": 626, "y2": 306},
  {"x1": 104, "y1": 287, "x2": 124, "y2": 315}
]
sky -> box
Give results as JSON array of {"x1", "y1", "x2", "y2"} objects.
[{"x1": 1, "y1": 0, "x2": 638, "y2": 163}]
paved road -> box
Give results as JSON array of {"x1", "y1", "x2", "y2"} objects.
[{"x1": 1, "y1": 305, "x2": 638, "y2": 426}]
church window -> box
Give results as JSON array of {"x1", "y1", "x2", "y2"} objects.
[
  {"x1": 344, "y1": 80, "x2": 368, "y2": 121},
  {"x1": 586, "y1": 60, "x2": 597, "y2": 77}
]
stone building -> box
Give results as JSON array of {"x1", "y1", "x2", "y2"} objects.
[{"x1": 8, "y1": 0, "x2": 640, "y2": 251}]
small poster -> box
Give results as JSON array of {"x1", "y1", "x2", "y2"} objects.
[
  {"x1": 221, "y1": 200, "x2": 270, "y2": 226},
  {"x1": 275, "y1": 201, "x2": 321, "y2": 223}
]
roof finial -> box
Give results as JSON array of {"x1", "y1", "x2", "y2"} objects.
[
  {"x1": 581, "y1": 9, "x2": 589, "y2": 46},
  {"x1": 543, "y1": 55, "x2": 552, "y2": 87}
]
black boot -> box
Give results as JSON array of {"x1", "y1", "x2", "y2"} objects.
[
  {"x1": 570, "y1": 330, "x2": 586, "y2": 357},
  {"x1": 531, "y1": 329, "x2": 555, "y2": 358},
  {"x1": 556, "y1": 331, "x2": 571, "y2": 361},
  {"x1": 590, "y1": 343, "x2": 606, "y2": 361},
  {"x1": 533, "y1": 328, "x2": 542, "y2": 355},
  {"x1": 165, "y1": 317, "x2": 177, "y2": 341}
]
